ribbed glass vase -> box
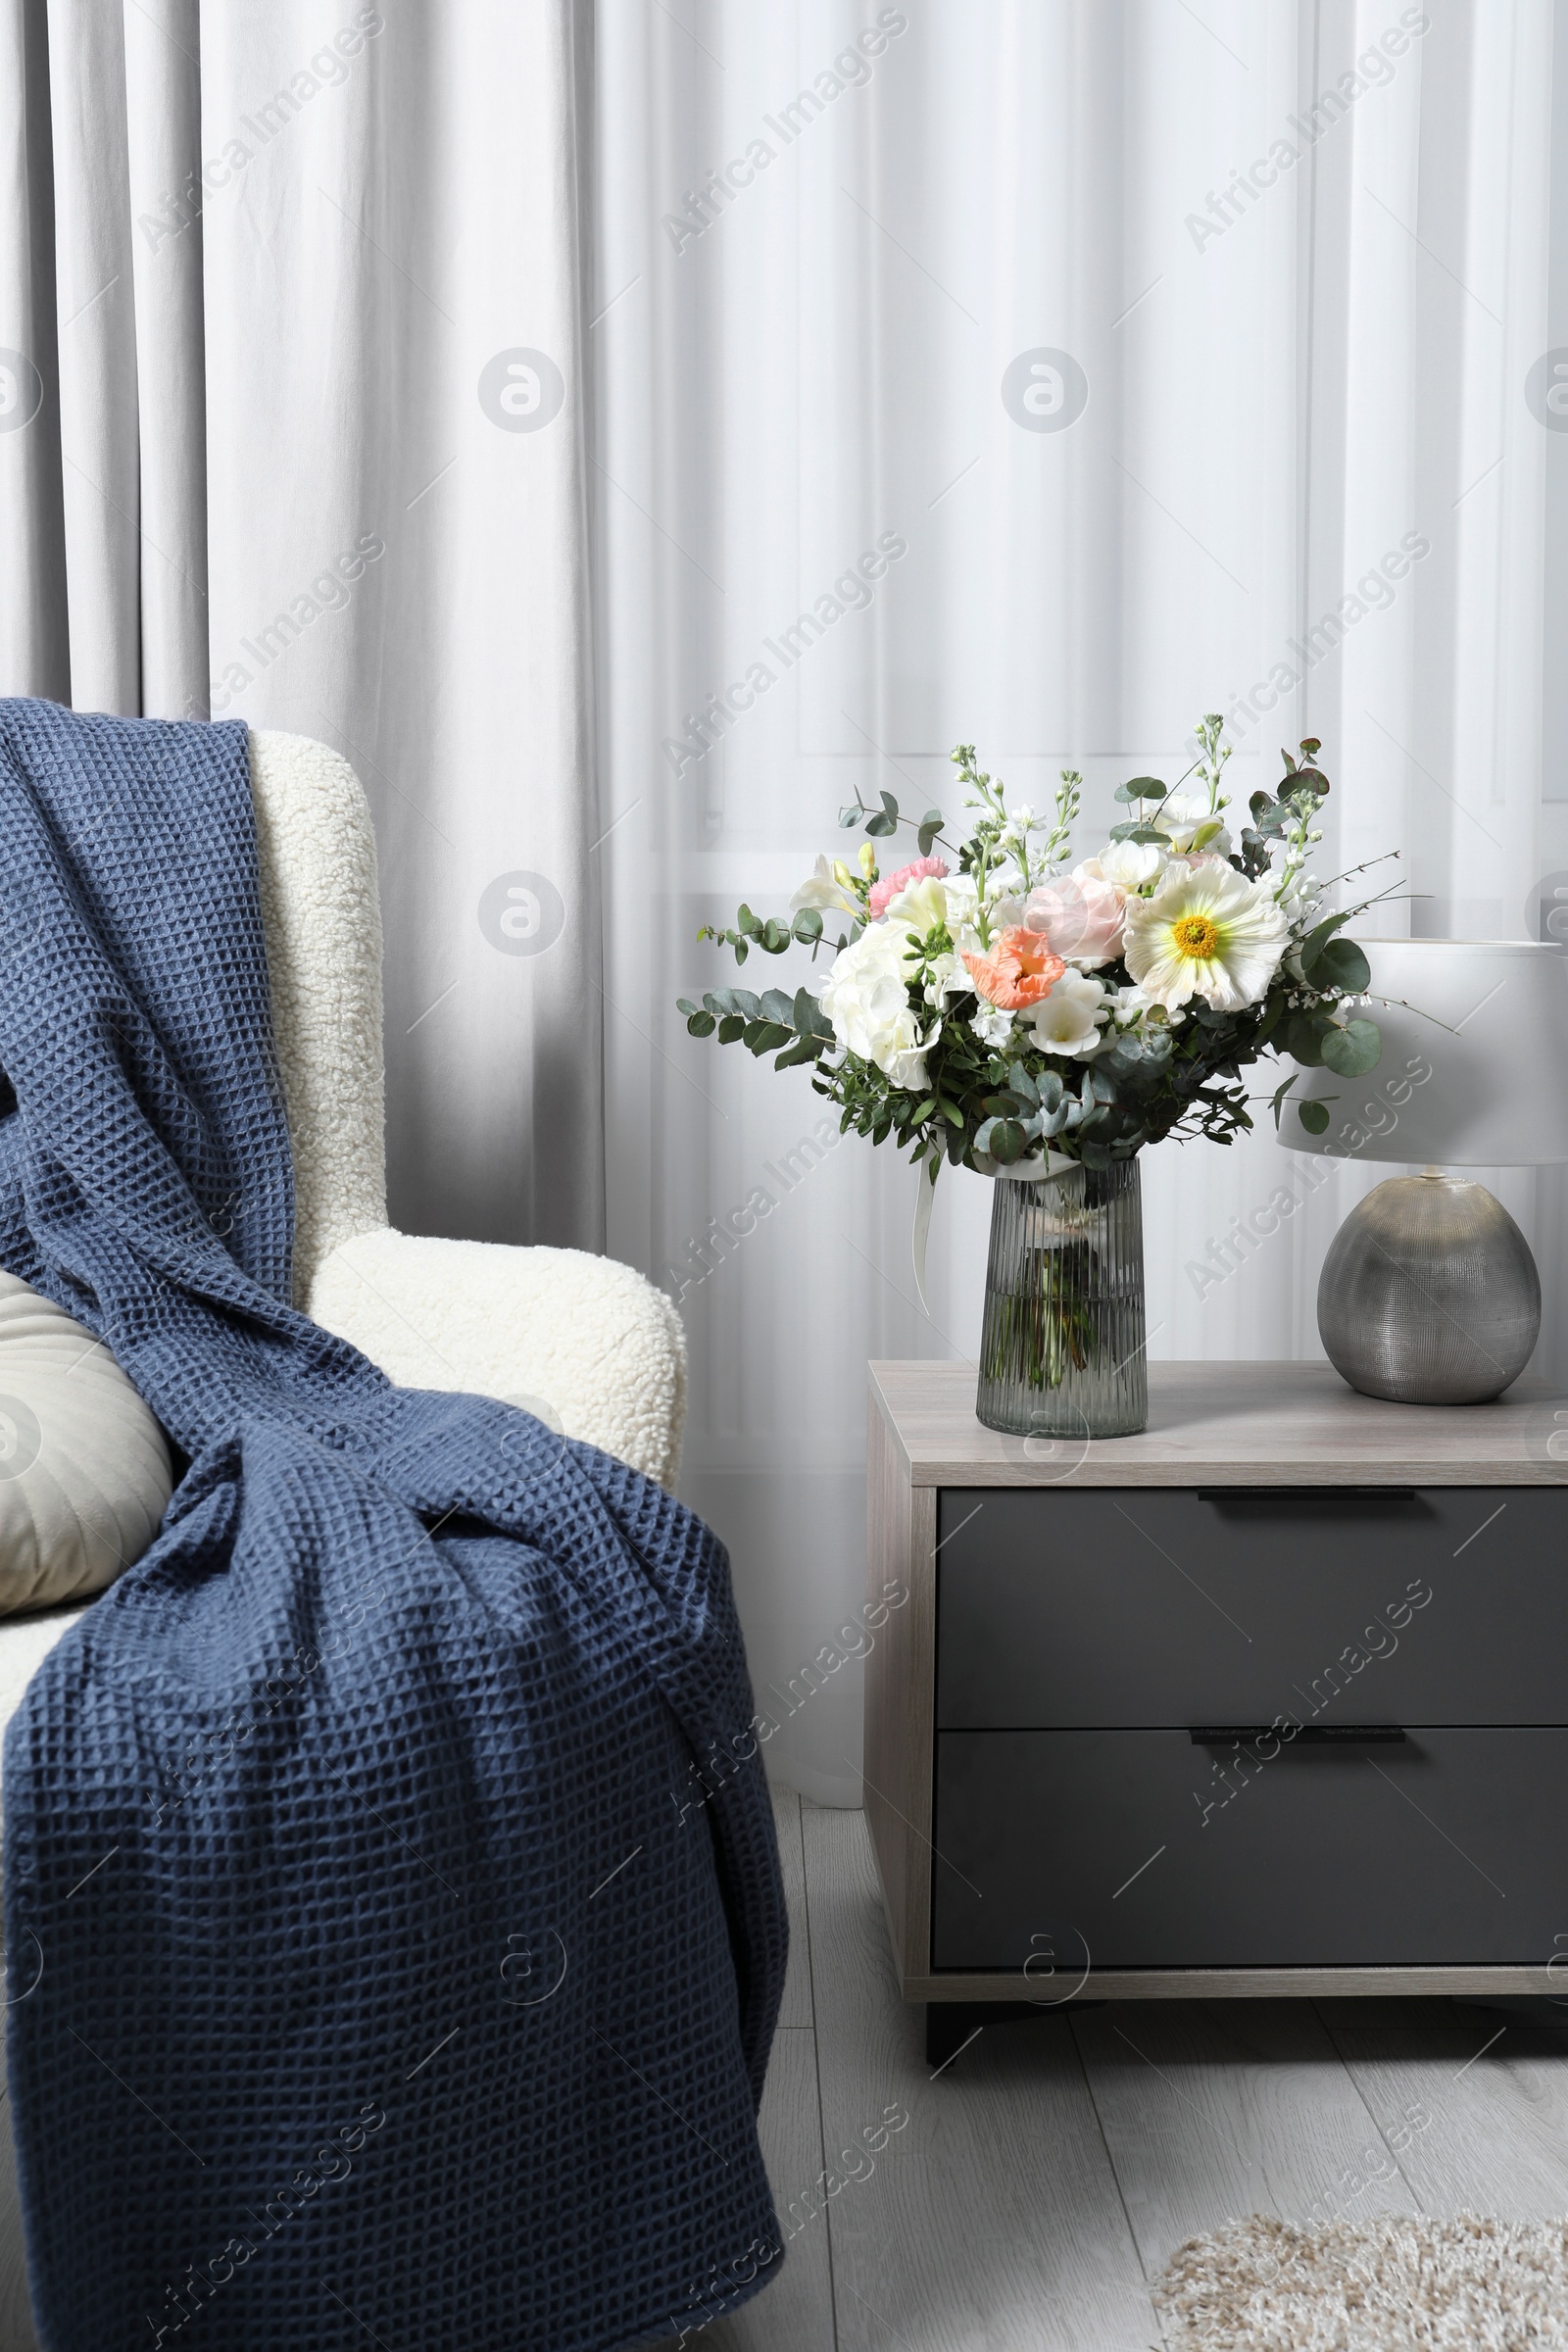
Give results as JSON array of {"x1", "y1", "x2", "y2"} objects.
[{"x1": 975, "y1": 1158, "x2": 1148, "y2": 1439}]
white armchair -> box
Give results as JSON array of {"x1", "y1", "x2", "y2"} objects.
[
  {"x1": 249, "y1": 729, "x2": 687, "y2": 1487},
  {"x1": 0, "y1": 732, "x2": 687, "y2": 1750}
]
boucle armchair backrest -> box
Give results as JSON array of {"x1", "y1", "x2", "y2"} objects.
[{"x1": 248, "y1": 731, "x2": 387, "y2": 1304}]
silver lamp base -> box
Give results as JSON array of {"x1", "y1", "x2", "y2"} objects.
[{"x1": 1317, "y1": 1174, "x2": 1541, "y2": 1406}]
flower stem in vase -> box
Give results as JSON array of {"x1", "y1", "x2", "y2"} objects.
[{"x1": 976, "y1": 1160, "x2": 1148, "y2": 1439}]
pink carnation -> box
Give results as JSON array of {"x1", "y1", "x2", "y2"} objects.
[{"x1": 867, "y1": 857, "x2": 949, "y2": 920}]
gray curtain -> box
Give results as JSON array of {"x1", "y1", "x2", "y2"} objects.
[{"x1": 0, "y1": 0, "x2": 604, "y2": 1256}]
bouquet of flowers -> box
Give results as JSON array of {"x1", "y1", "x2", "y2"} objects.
[{"x1": 679, "y1": 715, "x2": 1388, "y2": 1184}]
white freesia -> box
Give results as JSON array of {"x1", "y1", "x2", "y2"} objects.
[
  {"x1": 1123, "y1": 855, "x2": 1288, "y2": 1011},
  {"x1": 883, "y1": 872, "x2": 959, "y2": 945},
  {"x1": 1020, "y1": 969, "x2": 1108, "y2": 1058},
  {"x1": 1088, "y1": 840, "x2": 1167, "y2": 892},
  {"x1": 1153, "y1": 791, "x2": 1232, "y2": 858},
  {"x1": 883, "y1": 873, "x2": 1023, "y2": 1004},
  {"x1": 817, "y1": 923, "x2": 935, "y2": 1088},
  {"x1": 790, "y1": 854, "x2": 860, "y2": 920},
  {"x1": 1104, "y1": 979, "x2": 1183, "y2": 1032}
]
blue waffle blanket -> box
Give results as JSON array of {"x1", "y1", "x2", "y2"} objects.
[{"x1": 0, "y1": 698, "x2": 786, "y2": 2351}]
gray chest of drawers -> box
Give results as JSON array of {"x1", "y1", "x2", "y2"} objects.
[{"x1": 863, "y1": 1359, "x2": 1568, "y2": 2015}]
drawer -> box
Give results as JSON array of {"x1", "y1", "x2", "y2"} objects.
[
  {"x1": 935, "y1": 1486, "x2": 1565, "y2": 1730},
  {"x1": 931, "y1": 1728, "x2": 1566, "y2": 1970}
]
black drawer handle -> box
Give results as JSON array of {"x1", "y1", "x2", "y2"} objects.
[
  {"x1": 1196, "y1": 1488, "x2": 1418, "y2": 1504},
  {"x1": 1189, "y1": 1724, "x2": 1406, "y2": 1745}
]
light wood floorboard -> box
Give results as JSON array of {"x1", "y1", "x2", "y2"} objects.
[
  {"x1": 1070, "y1": 1997, "x2": 1422, "y2": 2276},
  {"x1": 1320, "y1": 2007, "x2": 1568, "y2": 2220},
  {"x1": 772, "y1": 1780, "x2": 816, "y2": 2034},
  {"x1": 801, "y1": 1800, "x2": 1156, "y2": 2352},
  {"x1": 692, "y1": 1787, "x2": 834, "y2": 2350}
]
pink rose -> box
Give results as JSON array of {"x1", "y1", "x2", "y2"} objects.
[
  {"x1": 1023, "y1": 866, "x2": 1127, "y2": 968},
  {"x1": 867, "y1": 857, "x2": 949, "y2": 920}
]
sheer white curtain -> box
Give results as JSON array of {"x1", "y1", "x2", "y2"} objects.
[
  {"x1": 0, "y1": 0, "x2": 603, "y2": 1252},
  {"x1": 596, "y1": 0, "x2": 1565, "y2": 1801}
]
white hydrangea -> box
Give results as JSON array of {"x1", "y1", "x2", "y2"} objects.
[{"x1": 817, "y1": 924, "x2": 935, "y2": 1089}]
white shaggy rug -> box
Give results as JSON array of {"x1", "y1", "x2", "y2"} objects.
[{"x1": 1153, "y1": 2213, "x2": 1568, "y2": 2349}]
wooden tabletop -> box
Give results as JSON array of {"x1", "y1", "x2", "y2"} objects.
[{"x1": 869, "y1": 1359, "x2": 1568, "y2": 1488}]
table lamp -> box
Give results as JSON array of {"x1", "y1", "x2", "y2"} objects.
[{"x1": 1278, "y1": 939, "x2": 1568, "y2": 1404}]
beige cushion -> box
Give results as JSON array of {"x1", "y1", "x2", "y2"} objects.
[{"x1": 0, "y1": 1271, "x2": 172, "y2": 1612}]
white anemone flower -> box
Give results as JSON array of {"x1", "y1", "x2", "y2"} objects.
[
  {"x1": 1123, "y1": 855, "x2": 1288, "y2": 1012},
  {"x1": 1020, "y1": 969, "x2": 1108, "y2": 1058}
]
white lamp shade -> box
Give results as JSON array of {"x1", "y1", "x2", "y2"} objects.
[{"x1": 1279, "y1": 938, "x2": 1568, "y2": 1166}]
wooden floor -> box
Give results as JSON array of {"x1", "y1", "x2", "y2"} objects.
[{"x1": 5, "y1": 1790, "x2": 1568, "y2": 2349}]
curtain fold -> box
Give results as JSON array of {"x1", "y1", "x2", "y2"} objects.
[
  {"x1": 0, "y1": 0, "x2": 604, "y2": 1255},
  {"x1": 596, "y1": 0, "x2": 1566, "y2": 1803}
]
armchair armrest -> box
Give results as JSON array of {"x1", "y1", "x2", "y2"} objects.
[{"x1": 308, "y1": 1229, "x2": 687, "y2": 1488}]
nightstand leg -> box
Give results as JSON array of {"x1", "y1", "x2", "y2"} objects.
[{"x1": 924, "y1": 1999, "x2": 1103, "y2": 2070}]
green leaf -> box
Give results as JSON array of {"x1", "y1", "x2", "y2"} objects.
[
  {"x1": 879, "y1": 790, "x2": 900, "y2": 820},
  {"x1": 865, "y1": 811, "x2": 898, "y2": 837},
  {"x1": 938, "y1": 1099, "x2": 964, "y2": 1128},
  {"x1": 760, "y1": 988, "x2": 795, "y2": 1026},
  {"x1": 737, "y1": 903, "x2": 760, "y2": 936},
  {"x1": 1297, "y1": 1099, "x2": 1331, "y2": 1135},
  {"x1": 760, "y1": 919, "x2": 789, "y2": 953},
  {"x1": 1253, "y1": 996, "x2": 1285, "y2": 1048},
  {"x1": 792, "y1": 986, "x2": 819, "y2": 1035},
  {"x1": 792, "y1": 907, "x2": 823, "y2": 943},
  {"x1": 748, "y1": 1021, "x2": 792, "y2": 1054},
  {"x1": 1108, "y1": 821, "x2": 1169, "y2": 845},
  {"x1": 1286, "y1": 1008, "x2": 1332, "y2": 1065},
  {"x1": 1320, "y1": 1016, "x2": 1381, "y2": 1077},
  {"x1": 685, "y1": 1010, "x2": 716, "y2": 1037},
  {"x1": 717, "y1": 1014, "x2": 745, "y2": 1044},
  {"x1": 676, "y1": 998, "x2": 700, "y2": 1016},
  {"x1": 1297, "y1": 909, "x2": 1351, "y2": 970},
  {"x1": 774, "y1": 1036, "x2": 819, "y2": 1069},
  {"x1": 989, "y1": 1119, "x2": 1027, "y2": 1164},
  {"x1": 1114, "y1": 776, "x2": 1167, "y2": 804},
  {"x1": 1307, "y1": 936, "x2": 1371, "y2": 994},
  {"x1": 838, "y1": 805, "x2": 862, "y2": 828}
]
